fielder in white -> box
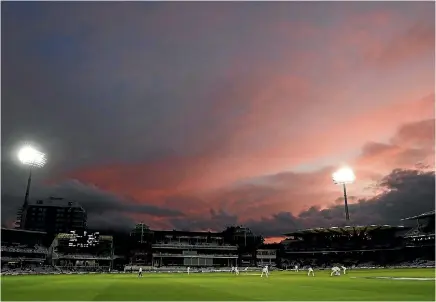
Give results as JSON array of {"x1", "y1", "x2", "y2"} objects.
[
  {"x1": 294, "y1": 265, "x2": 299, "y2": 272},
  {"x1": 187, "y1": 266, "x2": 190, "y2": 275},
  {"x1": 307, "y1": 267, "x2": 315, "y2": 276},
  {"x1": 138, "y1": 267, "x2": 143, "y2": 277},
  {"x1": 261, "y1": 265, "x2": 269, "y2": 278},
  {"x1": 234, "y1": 266, "x2": 239, "y2": 275},
  {"x1": 341, "y1": 266, "x2": 347, "y2": 274},
  {"x1": 331, "y1": 266, "x2": 341, "y2": 276}
]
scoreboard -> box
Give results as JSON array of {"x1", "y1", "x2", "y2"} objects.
[
  {"x1": 67, "y1": 231, "x2": 100, "y2": 248},
  {"x1": 55, "y1": 231, "x2": 112, "y2": 258}
]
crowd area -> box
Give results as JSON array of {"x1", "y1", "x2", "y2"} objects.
[
  {"x1": 57, "y1": 266, "x2": 110, "y2": 273},
  {"x1": 1, "y1": 264, "x2": 59, "y2": 275},
  {"x1": 1, "y1": 244, "x2": 48, "y2": 254},
  {"x1": 154, "y1": 241, "x2": 234, "y2": 248},
  {"x1": 53, "y1": 253, "x2": 112, "y2": 260},
  {"x1": 152, "y1": 252, "x2": 236, "y2": 257},
  {"x1": 1, "y1": 263, "x2": 112, "y2": 275}
]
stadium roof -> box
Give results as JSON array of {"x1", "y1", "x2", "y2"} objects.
[
  {"x1": 284, "y1": 224, "x2": 406, "y2": 236},
  {"x1": 1, "y1": 228, "x2": 46, "y2": 235},
  {"x1": 401, "y1": 210, "x2": 435, "y2": 221}
]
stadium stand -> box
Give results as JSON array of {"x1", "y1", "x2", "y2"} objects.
[
  {"x1": 150, "y1": 230, "x2": 238, "y2": 267},
  {"x1": 3, "y1": 210, "x2": 434, "y2": 275},
  {"x1": 1, "y1": 228, "x2": 50, "y2": 274},
  {"x1": 280, "y1": 213, "x2": 435, "y2": 270},
  {"x1": 256, "y1": 244, "x2": 280, "y2": 267},
  {"x1": 128, "y1": 224, "x2": 263, "y2": 268},
  {"x1": 403, "y1": 210, "x2": 435, "y2": 244},
  {"x1": 400, "y1": 210, "x2": 435, "y2": 267}
]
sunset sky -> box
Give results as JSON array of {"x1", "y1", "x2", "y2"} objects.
[{"x1": 1, "y1": 2, "x2": 435, "y2": 242}]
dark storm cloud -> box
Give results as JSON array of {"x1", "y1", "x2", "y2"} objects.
[
  {"x1": 1, "y1": 180, "x2": 184, "y2": 230},
  {"x1": 245, "y1": 169, "x2": 435, "y2": 237},
  {"x1": 43, "y1": 180, "x2": 182, "y2": 216}
]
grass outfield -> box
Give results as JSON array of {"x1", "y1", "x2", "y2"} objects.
[{"x1": 1, "y1": 268, "x2": 435, "y2": 301}]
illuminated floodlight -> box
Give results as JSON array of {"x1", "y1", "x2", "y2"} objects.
[
  {"x1": 17, "y1": 144, "x2": 47, "y2": 221},
  {"x1": 332, "y1": 166, "x2": 355, "y2": 221},
  {"x1": 332, "y1": 167, "x2": 355, "y2": 184},
  {"x1": 18, "y1": 145, "x2": 47, "y2": 168}
]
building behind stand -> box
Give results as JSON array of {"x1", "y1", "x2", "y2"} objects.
[{"x1": 16, "y1": 196, "x2": 87, "y2": 235}]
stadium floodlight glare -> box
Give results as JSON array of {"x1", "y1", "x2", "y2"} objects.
[
  {"x1": 18, "y1": 145, "x2": 47, "y2": 168},
  {"x1": 332, "y1": 167, "x2": 355, "y2": 221},
  {"x1": 17, "y1": 144, "x2": 47, "y2": 214},
  {"x1": 332, "y1": 167, "x2": 355, "y2": 184}
]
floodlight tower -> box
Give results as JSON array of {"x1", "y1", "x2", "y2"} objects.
[
  {"x1": 332, "y1": 167, "x2": 355, "y2": 221},
  {"x1": 18, "y1": 145, "x2": 47, "y2": 207}
]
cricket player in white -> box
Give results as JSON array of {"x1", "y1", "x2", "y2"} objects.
[
  {"x1": 307, "y1": 267, "x2": 315, "y2": 276},
  {"x1": 261, "y1": 265, "x2": 269, "y2": 278},
  {"x1": 341, "y1": 266, "x2": 347, "y2": 274},
  {"x1": 231, "y1": 266, "x2": 235, "y2": 273},
  {"x1": 234, "y1": 266, "x2": 239, "y2": 275},
  {"x1": 187, "y1": 267, "x2": 190, "y2": 275},
  {"x1": 294, "y1": 265, "x2": 299, "y2": 272},
  {"x1": 331, "y1": 266, "x2": 341, "y2": 276},
  {"x1": 138, "y1": 267, "x2": 143, "y2": 277}
]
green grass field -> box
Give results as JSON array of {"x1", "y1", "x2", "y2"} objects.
[{"x1": 1, "y1": 268, "x2": 435, "y2": 301}]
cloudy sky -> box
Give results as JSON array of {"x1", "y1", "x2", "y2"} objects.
[{"x1": 1, "y1": 2, "x2": 435, "y2": 242}]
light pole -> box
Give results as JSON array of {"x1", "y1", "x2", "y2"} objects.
[
  {"x1": 18, "y1": 145, "x2": 47, "y2": 207},
  {"x1": 332, "y1": 167, "x2": 355, "y2": 222}
]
